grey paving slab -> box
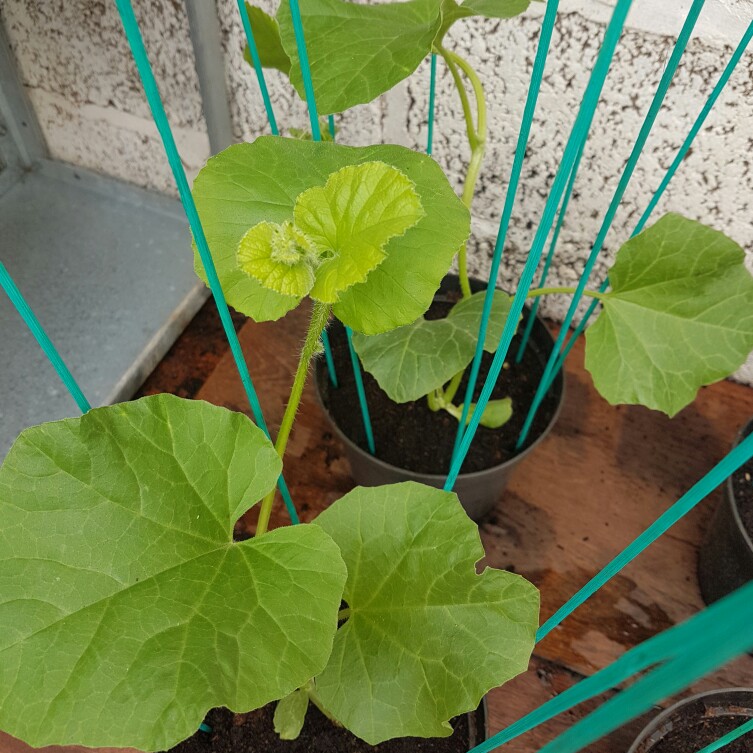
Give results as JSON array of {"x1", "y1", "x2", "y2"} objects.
[{"x1": 0, "y1": 160, "x2": 208, "y2": 458}]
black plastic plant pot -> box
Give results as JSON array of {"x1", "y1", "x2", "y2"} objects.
[
  {"x1": 697, "y1": 418, "x2": 753, "y2": 607},
  {"x1": 171, "y1": 698, "x2": 488, "y2": 752},
  {"x1": 315, "y1": 274, "x2": 564, "y2": 522},
  {"x1": 627, "y1": 688, "x2": 753, "y2": 753}
]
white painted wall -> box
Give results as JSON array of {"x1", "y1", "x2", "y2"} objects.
[{"x1": 2, "y1": 0, "x2": 752, "y2": 383}]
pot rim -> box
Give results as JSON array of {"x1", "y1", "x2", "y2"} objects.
[
  {"x1": 627, "y1": 687, "x2": 753, "y2": 753},
  {"x1": 476, "y1": 694, "x2": 490, "y2": 744},
  {"x1": 314, "y1": 302, "x2": 565, "y2": 484},
  {"x1": 726, "y1": 417, "x2": 753, "y2": 554}
]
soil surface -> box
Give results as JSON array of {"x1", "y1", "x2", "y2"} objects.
[
  {"x1": 167, "y1": 705, "x2": 480, "y2": 753},
  {"x1": 732, "y1": 423, "x2": 753, "y2": 542},
  {"x1": 637, "y1": 710, "x2": 753, "y2": 753},
  {"x1": 317, "y1": 286, "x2": 561, "y2": 475}
]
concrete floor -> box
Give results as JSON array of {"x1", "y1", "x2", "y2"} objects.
[{"x1": 0, "y1": 159, "x2": 206, "y2": 458}]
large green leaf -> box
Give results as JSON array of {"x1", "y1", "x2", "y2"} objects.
[
  {"x1": 449, "y1": 288, "x2": 514, "y2": 353},
  {"x1": 277, "y1": 0, "x2": 442, "y2": 115},
  {"x1": 437, "y1": 0, "x2": 531, "y2": 41},
  {"x1": 585, "y1": 213, "x2": 753, "y2": 416},
  {"x1": 313, "y1": 482, "x2": 539, "y2": 744},
  {"x1": 0, "y1": 395, "x2": 347, "y2": 751},
  {"x1": 192, "y1": 136, "x2": 469, "y2": 333},
  {"x1": 462, "y1": 0, "x2": 532, "y2": 18},
  {"x1": 351, "y1": 289, "x2": 512, "y2": 402},
  {"x1": 242, "y1": 3, "x2": 291, "y2": 74},
  {"x1": 243, "y1": 0, "x2": 531, "y2": 112}
]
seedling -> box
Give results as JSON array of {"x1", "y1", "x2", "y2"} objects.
[{"x1": 242, "y1": 0, "x2": 753, "y2": 426}]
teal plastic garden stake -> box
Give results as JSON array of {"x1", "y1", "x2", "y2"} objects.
[
  {"x1": 537, "y1": 583, "x2": 753, "y2": 753},
  {"x1": 694, "y1": 719, "x2": 753, "y2": 753},
  {"x1": 545, "y1": 16, "x2": 753, "y2": 385},
  {"x1": 0, "y1": 260, "x2": 91, "y2": 414},
  {"x1": 236, "y1": 0, "x2": 279, "y2": 135},
  {"x1": 515, "y1": 136, "x2": 587, "y2": 363},
  {"x1": 346, "y1": 327, "x2": 376, "y2": 454},
  {"x1": 446, "y1": 0, "x2": 633, "y2": 488},
  {"x1": 114, "y1": 0, "x2": 298, "y2": 524},
  {"x1": 287, "y1": 0, "x2": 375, "y2": 452},
  {"x1": 450, "y1": 0, "x2": 561, "y2": 462},
  {"x1": 466, "y1": 407, "x2": 753, "y2": 753},
  {"x1": 320, "y1": 329, "x2": 338, "y2": 387},
  {"x1": 537, "y1": 430, "x2": 753, "y2": 641},
  {"x1": 287, "y1": 0, "x2": 322, "y2": 141},
  {"x1": 427, "y1": 53, "x2": 438, "y2": 155},
  {"x1": 468, "y1": 579, "x2": 753, "y2": 753},
  {"x1": 235, "y1": 0, "x2": 338, "y2": 388},
  {"x1": 516, "y1": 0, "x2": 707, "y2": 449}
]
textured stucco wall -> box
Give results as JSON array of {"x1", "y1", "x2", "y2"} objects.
[
  {"x1": 0, "y1": 0, "x2": 211, "y2": 192},
  {"x1": 2, "y1": 0, "x2": 752, "y2": 381}
]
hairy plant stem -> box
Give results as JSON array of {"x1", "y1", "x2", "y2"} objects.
[
  {"x1": 437, "y1": 45, "x2": 487, "y2": 301},
  {"x1": 256, "y1": 301, "x2": 332, "y2": 537}
]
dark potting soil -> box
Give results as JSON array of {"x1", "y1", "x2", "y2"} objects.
[
  {"x1": 732, "y1": 424, "x2": 753, "y2": 543},
  {"x1": 168, "y1": 705, "x2": 479, "y2": 753},
  {"x1": 636, "y1": 711, "x2": 753, "y2": 753},
  {"x1": 317, "y1": 290, "x2": 560, "y2": 474}
]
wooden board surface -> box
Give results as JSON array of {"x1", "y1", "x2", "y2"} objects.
[{"x1": 3, "y1": 300, "x2": 752, "y2": 753}]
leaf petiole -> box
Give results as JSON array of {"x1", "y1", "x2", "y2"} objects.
[
  {"x1": 436, "y1": 45, "x2": 487, "y2": 300},
  {"x1": 256, "y1": 301, "x2": 332, "y2": 536}
]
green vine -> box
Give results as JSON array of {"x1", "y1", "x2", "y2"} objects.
[{"x1": 256, "y1": 301, "x2": 332, "y2": 536}]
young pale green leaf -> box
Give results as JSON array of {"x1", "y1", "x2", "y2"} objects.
[
  {"x1": 585, "y1": 213, "x2": 753, "y2": 416},
  {"x1": 277, "y1": 0, "x2": 443, "y2": 115},
  {"x1": 242, "y1": 3, "x2": 291, "y2": 74},
  {"x1": 472, "y1": 397, "x2": 513, "y2": 428},
  {"x1": 237, "y1": 220, "x2": 317, "y2": 298},
  {"x1": 351, "y1": 290, "x2": 512, "y2": 402},
  {"x1": 0, "y1": 395, "x2": 347, "y2": 752},
  {"x1": 192, "y1": 137, "x2": 469, "y2": 332},
  {"x1": 313, "y1": 482, "x2": 539, "y2": 745},
  {"x1": 295, "y1": 162, "x2": 424, "y2": 303},
  {"x1": 274, "y1": 689, "x2": 310, "y2": 740},
  {"x1": 289, "y1": 118, "x2": 335, "y2": 142},
  {"x1": 441, "y1": 396, "x2": 513, "y2": 428}
]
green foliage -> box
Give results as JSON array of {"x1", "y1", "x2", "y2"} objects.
[
  {"x1": 243, "y1": 0, "x2": 531, "y2": 114},
  {"x1": 586, "y1": 213, "x2": 753, "y2": 416},
  {"x1": 278, "y1": 0, "x2": 442, "y2": 114},
  {"x1": 437, "y1": 0, "x2": 532, "y2": 42},
  {"x1": 352, "y1": 289, "x2": 512, "y2": 402},
  {"x1": 235, "y1": 162, "x2": 423, "y2": 304},
  {"x1": 0, "y1": 395, "x2": 347, "y2": 752},
  {"x1": 242, "y1": 3, "x2": 290, "y2": 74},
  {"x1": 192, "y1": 136, "x2": 469, "y2": 334},
  {"x1": 441, "y1": 395, "x2": 514, "y2": 429},
  {"x1": 313, "y1": 482, "x2": 539, "y2": 744},
  {"x1": 288, "y1": 118, "x2": 334, "y2": 141},
  {"x1": 274, "y1": 688, "x2": 310, "y2": 740}
]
